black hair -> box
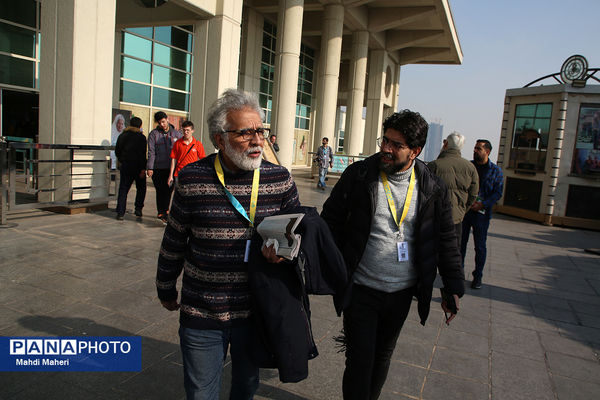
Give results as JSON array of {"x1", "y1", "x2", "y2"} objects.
[
  {"x1": 182, "y1": 120, "x2": 194, "y2": 129},
  {"x1": 382, "y1": 110, "x2": 429, "y2": 149},
  {"x1": 322, "y1": 137, "x2": 329, "y2": 142},
  {"x1": 129, "y1": 117, "x2": 142, "y2": 128},
  {"x1": 476, "y1": 139, "x2": 492, "y2": 151},
  {"x1": 154, "y1": 111, "x2": 168, "y2": 123},
  {"x1": 270, "y1": 134, "x2": 276, "y2": 140}
]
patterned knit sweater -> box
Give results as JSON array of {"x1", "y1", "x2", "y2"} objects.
[{"x1": 156, "y1": 153, "x2": 300, "y2": 329}]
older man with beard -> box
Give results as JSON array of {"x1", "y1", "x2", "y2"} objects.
[
  {"x1": 321, "y1": 110, "x2": 464, "y2": 399},
  {"x1": 156, "y1": 89, "x2": 300, "y2": 400}
]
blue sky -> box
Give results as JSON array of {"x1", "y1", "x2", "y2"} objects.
[{"x1": 398, "y1": 0, "x2": 600, "y2": 161}]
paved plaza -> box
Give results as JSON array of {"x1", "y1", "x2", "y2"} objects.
[{"x1": 0, "y1": 169, "x2": 599, "y2": 399}]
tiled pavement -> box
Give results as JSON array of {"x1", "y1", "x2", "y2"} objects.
[{"x1": 0, "y1": 168, "x2": 599, "y2": 399}]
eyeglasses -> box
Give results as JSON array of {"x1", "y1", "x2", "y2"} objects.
[
  {"x1": 223, "y1": 127, "x2": 271, "y2": 141},
  {"x1": 377, "y1": 136, "x2": 408, "y2": 151}
]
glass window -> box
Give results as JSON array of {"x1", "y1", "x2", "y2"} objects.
[
  {"x1": 127, "y1": 27, "x2": 153, "y2": 40},
  {"x1": 508, "y1": 103, "x2": 552, "y2": 171},
  {"x1": 153, "y1": 65, "x2": 189, "y2": 91},
  {"x1": 120, "y1": 80, "x2": 150, "y2": 105},
  {"x1": 154, "y1": 26, "x2": 192, "y2": 52},
  {"x1": 152, "y1": 87, "x2": 188, "y2": 111},
  {"x1": 122, "y1": 33, "x2": 152, "y2": 61},
  {"x1": 154, "y1": 42, "x2": 190, "y2": 71},
  {"x1": 0, "y1": 22, "x2": 36, "y2": 58},
  {"x1": 121, "y1": 56, "x2": 151, "y2": 83},
  {"x1": 0, "y1": 54, "x2": 35, "y2": 87},
  {"x1": 0, "y1": 0, "x2": 36, "y2": 27},
  {"x1": 571, "y1": 104, "x2": 600, "y2": 175}
]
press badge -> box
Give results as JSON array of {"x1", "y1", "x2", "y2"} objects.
[
  {"x1": 244, "y1": 240, "x2": 251, "y2": 262},
  {"x1": 397, "y1": 241, "x2": 409, "y2": 262}
]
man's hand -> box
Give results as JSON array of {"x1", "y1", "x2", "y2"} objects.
[
  {"x1": 160, "y1": 299, "x2": 180, "y2": 311},
  {"x1": 261, "y1": 243, "x2": 284, "y2": 264},
  {"x1": 441, "y1": 294, "x2": 460, "y2": 325},
  {"x1": 147, "y1": 169, "x2": 154, "y2": 177},
  {"x1": 168, "y1": 176, "x2": 174, "y2": 187},
  {"x1": 139, "y1": 170, "x2": 146, "y2": 179},
  {"x1": 470, "y1": 201, "x2": 484, "y2": 212}
]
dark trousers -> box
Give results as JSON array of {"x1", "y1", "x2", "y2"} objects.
[
  {"x1": 342, "y1": 284, "x2": 414, "y2": 400},
  {"x1": 460, "y1": 211, "x2": 491, "y2": 280},
  {"x1": 151, "y1": 168, "x2": 173, "y2": 215},
  {"x1": 116, "y1": 163, "x2": 146, "y2": 216},
  {"x1": 454, "y1": 222, "x2": 463, "y2": 277}
]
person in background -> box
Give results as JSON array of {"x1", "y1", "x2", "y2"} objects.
[
  {"x1": 269, "y1": 134, "x2": 279, "y2": 152},
  {"x1": 115, "y1": 117, "x2": 146, "y2": 220},
  {"x1": 314, "y1": 137, "x2": 333, "y2": 190},
  {"x1": 460, "y1": 139, "x2": 504, "y2": 289},
  {"x1": 428, "y1": 132, "x2": 479, "y2": 250},
  {"x1": 167, "y1": 120, "x2": 206, "y2": 187},
  {"x1": 147, "y1": 111, "x2": 182, "y2": 224}
]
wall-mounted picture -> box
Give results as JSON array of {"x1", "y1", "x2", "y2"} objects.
[{"x1": 111, "y1": 108, "x2": 132, "y2": 169}]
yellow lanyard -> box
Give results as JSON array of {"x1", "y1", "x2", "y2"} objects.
[
  {"x1": 380, "y1": 168, "x2": 416, "y2": 231},
  {"x1": 215, "y1": 155, "x2": 260, "y2": 227}
]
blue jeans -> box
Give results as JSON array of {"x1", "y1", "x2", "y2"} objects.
[
  {"x1": 318, "y1": 167, "x2": 328, "y2": 187},
  {"x1": 179, "y1": 324, "x2": 259, "y2": 400},
  {"x1": 461, "y1": 211, "x2": 491, "y2": 280}
]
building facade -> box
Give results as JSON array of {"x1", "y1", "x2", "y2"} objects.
[
  {"x1": 496, "y1": 67, "x2": 600, "y2": 230},
  {"x1": 1, "y1": 0, "x2": 462, "y2": 203}
]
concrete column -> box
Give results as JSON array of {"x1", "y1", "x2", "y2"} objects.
[
  {"x1": 189, "y1": 0, "x2": 243, "y2": 149},
  {"x1": 238, "y1": 7, "x2": 263, "y2": 94},
  {"x1": 112, "y1": 29, "x2": 122, "y2": 108},
  {"x1": 363, "y1": 49, "x2": 386, "y2": 155},
  {"x1": 270, "y1": 0, "x2": 304, "y2": 170},
  {"x1": 39, "y1": 0, "x2": 116, "y2": 201},
  {"x1": 313, "y1": 4, "x2": 344, "y2": 154},
  {"x1": 344, "y1": 30, "x2": 369, "y2": 156}
]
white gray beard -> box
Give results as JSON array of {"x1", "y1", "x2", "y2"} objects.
[{"x1": 223, "y1": 140, "x2": 263, "y2": 171}]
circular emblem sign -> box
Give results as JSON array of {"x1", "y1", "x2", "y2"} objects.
[{"x1": 560, "y1": 55, "x2": 588, "y2": 83}]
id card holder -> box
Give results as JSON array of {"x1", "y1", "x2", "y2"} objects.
[
  {"x1": 397, "y1": 241, "x2": 409, "y2": 262},
  {"x1": 244, "y1": 239, "x2": 251, "y2": 263}
]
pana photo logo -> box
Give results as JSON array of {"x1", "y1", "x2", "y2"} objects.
[{"x1": 0, "y1": 336, "x2": 141, "y2": 372}]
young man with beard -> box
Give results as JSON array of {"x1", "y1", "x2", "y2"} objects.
[
  {"x1": 156, "y1": 89, "x2": 300, "y2": 400},
  {"x1": 147, "y1": 111, "x2": 182, "y2": 223},
  {"x1": 460, "y1": 139, "x2": 503, "y2": 289},
  {"x1": 321, "y1": 110, "x2": 464, "y2": 399}
]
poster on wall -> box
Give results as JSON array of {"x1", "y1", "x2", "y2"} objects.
[
  {"x1": 572, "y1": 104, "x2": 600, "y2": 175},
  {"x1": 111, "y1": 108, "x2": 132, "y2": 169},
  {"x1": 167, "y1": 115, "x2": 185, "y2": 132}
]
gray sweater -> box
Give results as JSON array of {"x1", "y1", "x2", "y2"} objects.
[{"x1": 353, "y1": 162, "x2": 418, "y2": 292}]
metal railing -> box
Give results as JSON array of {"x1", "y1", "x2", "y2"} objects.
[{"x1": 0, "y1": 139, "x2": 117, "y2": 225}]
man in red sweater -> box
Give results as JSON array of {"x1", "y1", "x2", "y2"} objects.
[{"x1": 167, "y1": 120, "x2": 206, "y2": 187}]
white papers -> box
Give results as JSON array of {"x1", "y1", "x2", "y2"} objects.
[{"x1": 257, "y1": 213, "x2": 305, "y2": 260}]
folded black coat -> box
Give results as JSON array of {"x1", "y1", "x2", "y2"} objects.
[{"x1": 248, "y1": 206, "x2": 348, "y2": 383}]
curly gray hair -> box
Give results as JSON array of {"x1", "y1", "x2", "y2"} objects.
[{"x1": 206, "y1": 89, "x2": 265, "y2": 148}]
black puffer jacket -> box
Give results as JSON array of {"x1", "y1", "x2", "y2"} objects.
[{"x1": 321, "y1": 154, "x2": 464, "y2": 325}]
